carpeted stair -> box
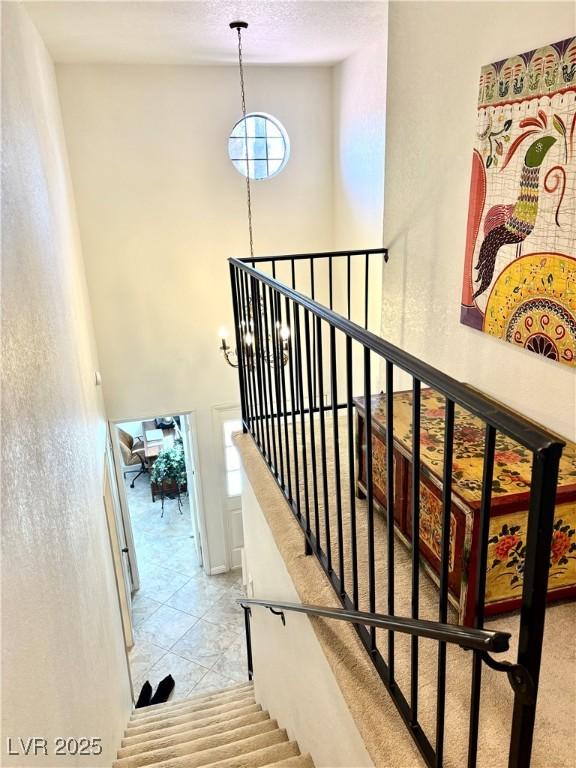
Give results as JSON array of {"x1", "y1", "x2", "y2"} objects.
[{"x1": 115, "y1": 681, "x2": 314, "y2": 768}]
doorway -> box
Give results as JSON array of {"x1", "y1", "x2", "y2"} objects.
[
  {"x1": 112, "y1": 412, "x2": 203, "y2": 590},
  {"x1": 110, "y1": 411, "x2": 247, "y2": 701}
]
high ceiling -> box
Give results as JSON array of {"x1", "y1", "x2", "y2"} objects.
[{"x1": 25, "y1": 1, "x2": 388, "y2": 65}]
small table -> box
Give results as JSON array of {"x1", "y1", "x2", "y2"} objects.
[{"x1": 354, "y1": 390, "x2": 576, "y2": 625}]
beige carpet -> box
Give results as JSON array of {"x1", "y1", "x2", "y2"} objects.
[
  {"x1": 235, "y1": 413, "x2": 576, "y2": 768},
  {"x1": 115, "y1": 682, "x2": 314, "y2": 768}
]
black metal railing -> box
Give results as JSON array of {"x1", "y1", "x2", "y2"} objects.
[
  {"x1": 239, "y1": 599, "x2": 512, "y2": 652},
  {"x1": 240, "y1": 247, "x2": 388, "y2": 330},
  {"x1": 228, "y1": 248, "x2": 564, "y2": 768}
]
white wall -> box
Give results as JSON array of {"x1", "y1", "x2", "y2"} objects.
[
  {"x1": 56, "y1": 63, "x2": 334, "y2": 573},
  {"x1": 332, "y1": 33, "x2": 388, "y2": 390},
  {"x1": 333, "y1": 36, "x2": 387, "y2": 251},
  {"x1": 383, "y1": 1, "x2": 576, "y2": 440},
  {"x1": 1, "y1": 5, "x2": 132, "y2": 765},
  {"x1": 241, "y1": 475, "x2": 373, "y2": 768}
]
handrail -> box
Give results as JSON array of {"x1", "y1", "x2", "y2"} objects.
[
  {"x1": 238, "y1": 247, "x2": 389, "y2": 264},
  {"x1": 238, "y1": 598, "x2": 510, "y2": 653},
  {"x1": 229, "y1": 256, "x2": 565, "y2": 455}
]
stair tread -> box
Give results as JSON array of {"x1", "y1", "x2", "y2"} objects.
[
  {"x1": 139, "y1": 740, "x2": 300, "y2": 768},
  {"x1": 117, "y1": 729, "x2": 289, "y2": 768},
  {"x1": 132, "y1": 683, "x2": 253, "y2": 718},
  {"x1": 118, "y1": 711, "x2": 270, "y2": 758},
  {"x1": 125, "y1": 695, "x2": 256, "y2": 735},
  {"x1": 113, "y1": 720, "x2": 279, "y2": 768},
  {"x1": 122, "y1": 704, "x2": 263, "y2": 748},
  {"x1": 129, "y1": 690, "x2": 255, "y2": 727}
]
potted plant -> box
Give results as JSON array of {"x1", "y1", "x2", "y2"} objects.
[{"x1": 150, "y1": 441, "x2": 187, "y2": 514}]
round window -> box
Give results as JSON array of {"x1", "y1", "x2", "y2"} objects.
[{"x1": 228, "y1": 112, "x2": 289, "y2": 180}]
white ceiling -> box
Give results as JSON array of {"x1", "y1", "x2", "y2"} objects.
[{"x1": 25, "y1": 1, "x2": 388, "y2": 65}]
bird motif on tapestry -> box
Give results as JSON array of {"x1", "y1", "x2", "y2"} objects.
[{"x1": 472, "y1": 135, "x2": 556, "y2": 300}]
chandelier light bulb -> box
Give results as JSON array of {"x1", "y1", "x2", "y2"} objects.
[
  {"x1": 244, "y1": 332, "x2": 254, "y2": 346},
  {"x1": 219, "y1": 326, "x2": 229, "y2": 340},
  {"x1": 279, "y1": 326, "x2": 290, "y2": 341}
]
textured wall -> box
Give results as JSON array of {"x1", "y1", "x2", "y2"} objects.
[
  {"x1": 333, "y1": 35, "x2": 387, "y2": 252},
  {"x1": 332, "y1": 33, "x2": 388, "y2": 391},
  {"x1": 383, "y1": 1, "x2": 576, "y2": 439},
  {"x1": 1, "y1": 6, "x2": 132, "y2": 765},
  {"x1": 56, "y1": 63, "x2": 334, "y2": 572}
]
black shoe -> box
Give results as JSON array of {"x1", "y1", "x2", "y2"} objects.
[
  {"x1": 135, "y1": 680, "x2": 153, "y2": 709},
  {"x1": 150, "y1": 674, "x2": 175, "y2": 705}
]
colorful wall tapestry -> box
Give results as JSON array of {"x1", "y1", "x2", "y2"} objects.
[{"x1": 461, "y1": 37, "x2": 576, "y2": 368}]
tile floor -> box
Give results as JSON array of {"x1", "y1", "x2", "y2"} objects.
[{"x1": 125, "y1": 472, "x2": 247, "y2": 702}]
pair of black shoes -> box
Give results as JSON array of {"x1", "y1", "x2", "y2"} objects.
[{"x1": 135, "y1": 674, "x2": 175, "y2": 708}]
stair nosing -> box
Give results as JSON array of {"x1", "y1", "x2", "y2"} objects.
[
  {"x1": 116, "y1": 729, "x2": 291, "y2": 768},
  {"x1": 113, "y1": 720, "x2": 279, "y2": 768},
  {"x1": 123, "y1": 703, "x2": 262, "y2": 742},
  {"x1": 131, "y1": 683, "x2": 253, "y2": 718},
  {"x1": 127, "y1": 693, "x2": 256, "y2": 730},
  {"x1": 118, "y1": 711, "x2": 270, "y2": 758}
]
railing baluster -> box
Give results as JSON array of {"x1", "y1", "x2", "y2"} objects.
[
  {"x1": 285, "y1": 296, "x2": 300, "y2": 518},
  {"x1": 347, "y1": 335, "x2": 359, "y2": 609},
  {"x1": 269, "y1": 285, "x2": 284, "y2": 488},
  {"x1": 331, "y1": 326, "x2": 344, "y2": 596},
  {"x1": 364, "y1": 347, "x2": 376, "y2": 650},
  {"x1": 304, "y1": 309, "x2": 320, "y2": 550},
  {"x1": 436, "y1": 398, "x2": 455, "y2": 767},
  {"x1": 329, "y1": 255, "x2": 333, "y2": 311},
  {"x1": 239, "y1": 271, "x2": 254, "y2": 441},
  {"x1": 251, "y1": 277, "x2": 270, "y2": 464},
  {"x1": 364, "y1": 252, "x2": 369, "y2": 330},
  {"x1": 229, "y1": 266, "x2": 248, "y2": 433},
  {"x1": 276, "y1": 291, "x2": 292, "y2": 503},
  {"x1": 242, "y1": 606, "x2": 253, "y2": 681},
  {"x1": 293, "y1": 303, "x2": 311, "y2": 554},
  {"x1": 262, "y1": 286, "x2": 278, "y2": 476},
  {"x1": 410, "y1": 377, "x2": 421, "y2": 725},
  {"x1": 256, "y1": 278, "x2": 273, "y2": 468},
  {"x1": 310, "y1": 257, "x2": 318, "y2": 411},
  {"x1": 386, "y1": 360, "x2": 395, "y2": 683},
  {"x1": 347, "y1": 253, "x2": 351, "y2": 320},
  {"x1": 316, "y1": 316, "x2": 331, "y2": 571},
  {"x1": 508, "y1": 443, "x2": 562, "y2": 768},
  {"x1": 467, "y1": 423, "x2": 496, "y2": 768},
  {"x1": 245, "y1": 271, "x2": 261, "y2": 449}
]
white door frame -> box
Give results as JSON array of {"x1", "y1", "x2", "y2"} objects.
[
  {"x1": 180, "y1": 413, "x2": 204, "y2": 566},
  {"x1": 212, "y1": 403, "x2": 243, "y2": 571},
  {"x1": 109, "y1": 426, "x2": 140, "y2": 591},
  {"x1": 109, "y1": 409, "x2": 210, "y2": 580},
  {"x1": 103, "y1": 434, "x2": 134, "y2": 651}
]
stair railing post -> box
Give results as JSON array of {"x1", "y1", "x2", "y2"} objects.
[
  {"x1": 242, "y1": 605, "x2": 254, "y2": 681},
  {"x1": 229, "y1": 262, "x2": 248, "y2": 433},
  {"x1": 508, "y1": 443, "x2": 562, "y2": 768}
]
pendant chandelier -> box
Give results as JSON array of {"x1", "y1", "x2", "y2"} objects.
[{"x1": 219, "y1": 21, "x2": 290, "y2": 370}]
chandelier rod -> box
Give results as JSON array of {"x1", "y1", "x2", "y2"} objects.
[{"x1": 230, "y1": 21, "x2": 254, "y2": 258}]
